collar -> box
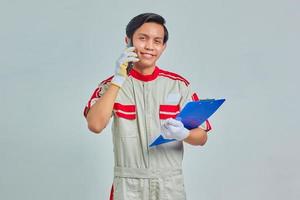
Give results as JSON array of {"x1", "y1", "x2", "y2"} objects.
[{"x1": 129, "y1": 66, "x2": 160, "y2": 82}]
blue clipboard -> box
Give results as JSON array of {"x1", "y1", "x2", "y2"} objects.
[{"x1": 149, "y1": 99, "x2": 225, "y2": 147}]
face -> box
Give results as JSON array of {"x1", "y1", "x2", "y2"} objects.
[{"x1": 128, "y1": 22, "x2": 166, "y2": 69}]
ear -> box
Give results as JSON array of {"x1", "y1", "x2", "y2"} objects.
[{"x1": 125, "y1": 37, "x2": 130, "y2": 45}]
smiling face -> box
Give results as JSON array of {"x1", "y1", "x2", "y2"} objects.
[{"x1": 128, "y1": 22, "x2": 166, "y2": 71}]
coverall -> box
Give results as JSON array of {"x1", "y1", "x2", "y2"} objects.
[{"x1": 84, "y1": 66, "x2": 211, "y2": 200}]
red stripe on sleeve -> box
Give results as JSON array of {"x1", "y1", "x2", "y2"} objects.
[
  {"x1": 109, "y1": 185, "x2": 114, "y2": 200},
  {"x1": 158, "y1": 69, "x2": 190, "y2": 86},
  {"x1": 83, "y1": 87, "x2": 101, "y2": 118},
  {"x1": 192, "y1": 93, "x2": 199, "y2": 101},
  {"x1": 205, "y1": 120, "x2": 212, "y2": 132}
]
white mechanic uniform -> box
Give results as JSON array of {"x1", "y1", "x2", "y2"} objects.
[{"x1": 84, "y1": 66, "x2": 211, "y2": 200}]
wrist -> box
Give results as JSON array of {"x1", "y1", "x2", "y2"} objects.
[
  {"x1": 111, "y1": 75, "x2": 126, "y2": 88},
  {"x1": 180, "y1": 128, "x2": 190, "y2": 141}
]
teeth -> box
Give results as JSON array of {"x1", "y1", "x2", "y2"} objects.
[{"x1": 142, "y1": 53, "x2": 153, "y2": 58}]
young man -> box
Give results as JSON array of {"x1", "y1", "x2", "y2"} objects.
[{"x1": 84, "y1": 13, "x2": 211, "y2": 200}]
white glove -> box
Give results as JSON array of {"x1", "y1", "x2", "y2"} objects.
[
  {"x1": 111, "y1": 47, "x2": 139, "y2": 87},
  {"x1": 161, "y1": 118, "x2": 190, "y2": 141}
]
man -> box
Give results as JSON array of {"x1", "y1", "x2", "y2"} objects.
[{"x1": 84, "y1": 13, "x2": 211, "y2": 200}]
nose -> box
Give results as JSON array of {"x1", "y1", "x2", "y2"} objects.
[{"x1": 145, "y1": 40, "x2": 154, "y2": 51}]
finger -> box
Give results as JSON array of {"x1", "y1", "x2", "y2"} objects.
[
  {"x1": 162, "y1": 130, "x2": 171, "y2": 139},
  {"x1": 125, "y1": 46, "x2": 135, "y2": 52},
  {"x1": 162, "y1": 122, "x2": 169, "y2": 130},
  {"x1": 166, "y1": 118, "x2": 181, "y2": 127},
  {"x1": 126, "y1": 57, "x2": 139, "y2": 63},
  {"x1": 161, "y1": 132, "x2": 170, "y2": 139},
  {"x1": 161, "y1": 126, "x2": 168, "y2": 137},
  {"x1": 126, "y1": 52, "x2": 138, "y2": 57}
]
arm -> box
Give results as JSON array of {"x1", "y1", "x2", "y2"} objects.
[
  {"x1": 161, "y1": 118, "x2": 209, "y2": 146},
  {"x1": 86, "y1": 84, "x2": 120, "y2": 134},
  {"x1": 179, "y1": 89, "x2": 211, "y2": 146},
  {"x1": 184, "y1": 128, "x2": 207, "y2": 146},
  {"x1": 85, "y1": 46, "x2": 139, "y2": 134}
]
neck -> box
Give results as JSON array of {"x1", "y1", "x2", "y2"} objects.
[{"x1": 133, "y1": 65, "x2": 156, "y2": 75}]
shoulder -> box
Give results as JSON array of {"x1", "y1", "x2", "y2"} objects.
[
  {"x1": 158, "y1": 68, "x2": 190, "y2": 86},
  {"x1": 99, "y1": 75, "x2": 114, "y2": 86}
]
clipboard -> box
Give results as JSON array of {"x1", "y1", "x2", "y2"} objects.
[{"x1": 149, "y1": 99, "x2": 225, "y2": 147}]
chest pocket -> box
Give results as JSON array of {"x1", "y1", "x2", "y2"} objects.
[
  {"x1": 113, "y1": 103, "x2": 136, "y2": 120},
  {"x1": 113, "y1": 103, "x2": 137, "y2": 138}
]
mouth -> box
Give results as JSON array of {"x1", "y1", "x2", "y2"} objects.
[{"x1": 140, "y1": 52, "x2": 156, "y2": 59}]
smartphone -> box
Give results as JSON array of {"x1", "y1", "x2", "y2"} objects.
[{"x1": 126, "y1": 39, "x2": 134, "y2": 75}]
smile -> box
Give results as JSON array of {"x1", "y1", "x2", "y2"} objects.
[{"x1": 140, "y1": 52, "x2": 156, "y2": 58}]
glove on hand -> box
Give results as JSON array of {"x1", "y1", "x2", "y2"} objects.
[
  {"x1": 111, "y1": 47, "x2": 139, "y2": 87},
  {"x1": 161, "y1": 118, "x2": 190, "y2": 141}
]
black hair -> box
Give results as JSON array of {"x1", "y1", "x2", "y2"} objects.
[{"x1": 126, "y1": 13, "x2": 169, "y2": 44}]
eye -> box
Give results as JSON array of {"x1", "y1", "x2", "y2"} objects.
[
  {"x1": 154, "y1": 40, "x2": 162, "y2": 44},
  {"x1": 139, "y1": 36, "x2": 146, "y2": 41}
]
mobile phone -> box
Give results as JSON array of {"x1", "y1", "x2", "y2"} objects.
[{"x1": 126, "y1": 39, "x2": 134, "y2": 75}]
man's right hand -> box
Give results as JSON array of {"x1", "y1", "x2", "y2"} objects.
[{"x1": 111, "y1": 47, "x2": 139, "y2": 88}]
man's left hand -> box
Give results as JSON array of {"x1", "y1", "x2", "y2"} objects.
[{"x1": 161, "y1": 118, "x2": 190, "y2": 141}]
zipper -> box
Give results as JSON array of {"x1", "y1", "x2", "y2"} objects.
[{"x1": 143, "y1": 82, "x2": 150, "y2": 166}]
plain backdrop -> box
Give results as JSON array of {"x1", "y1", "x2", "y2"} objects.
[{"x1": 1, "y1": 0, "x2": 299, "y2": 199}]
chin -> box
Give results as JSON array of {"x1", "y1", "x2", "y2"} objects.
[{"x1": 137, "y1": 60, "x2": 156, "y2": 68}]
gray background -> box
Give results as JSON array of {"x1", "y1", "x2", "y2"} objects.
[{"x1": 1, "y1": 0, "x2": 299, "y2": 199}]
